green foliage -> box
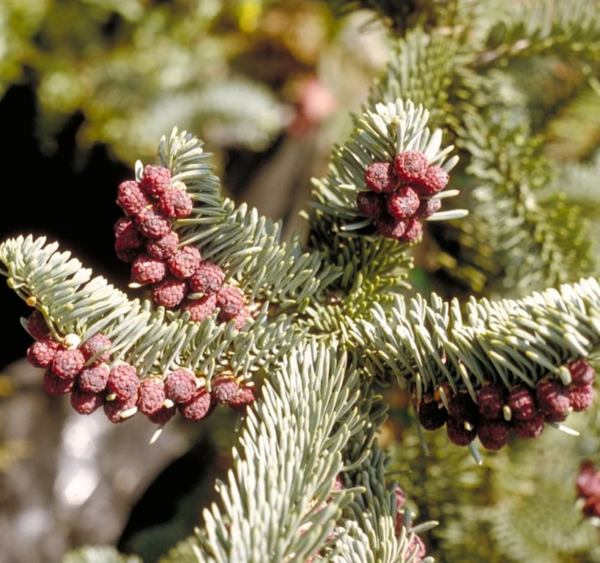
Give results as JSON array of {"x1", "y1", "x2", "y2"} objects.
[
  {"x1": 368, "y1": 29, "x2": 461, "y2": 131},
  {"x1": 389, "y1": 401, "x2": 600, "y2": 563},
  {"x1": 355, "y1": 280, "x2": 600, "y2": 400},
  {"x1": 307, "y1": 100, "x2": 461, "y2": 287},
  {"x1": 160, "y1": 130, "x2": 341, "y2": 309},
  {"x1": 385, "y1": 359, "x2": 600, "y2": 563},
  {"x1": 0, "y1": 0, "x2": 295, "y2": 161},
  {"x1": 196, "y1": 341, "x2": 363, "y2": 561}
]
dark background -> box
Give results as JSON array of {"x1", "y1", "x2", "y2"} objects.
[{"x1": 0, "y1": 85, "x2": 133, "y2": 370}]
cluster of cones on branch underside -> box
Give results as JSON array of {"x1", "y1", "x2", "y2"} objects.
[
  {"x1": 25, "y1": 310, "x2": 255, "y2": 425},
  {"x1": 416, "y1": 359, "x2": 596, "y2": 451}
]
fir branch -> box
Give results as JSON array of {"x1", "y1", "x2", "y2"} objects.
[
  {"x1": 300, "y1": 99, "x2": 467, "y2": 342},
  {"x1": 5, "y1": 4, "x2": 600, "y2": 562},
  {"x1": 0, "y1": 236, "x2": 136, "y2": 343},
  {"x1": 309, "y1": 100, "x2": 460, "y2": 230},
  {"x1": 298, "y1": 248, "x2": 416, "y2": 342},
  {"x1": 159, "y1": 128, "x2": 224, "y2": 216},
  {"x1": 0, "y1": 235, "x2": 301, "y2": 382},
  {"x1": 353, "y1": 277, "x2": 600, "y2": 398},
  {"x1": 193, "y1": 340, "x2": 426, "y2": 562},
  {"x1": 194, "y1": 340, "x2": 363, "y2": 562},
  {"x1": 331, "y1": 438, "x2": 433, "y2": 563}
]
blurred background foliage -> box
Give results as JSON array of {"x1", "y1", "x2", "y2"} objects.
[
  {"x1": 1, "y1": 1, "x2": 600, "y2": 562},
  {"x1": 0, "y1": 0, "x2": 389, "y2": 168}
]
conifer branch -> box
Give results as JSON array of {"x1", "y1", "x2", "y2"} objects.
[
  {"x1": 330, "y1": 438, "x2": 433, "y2": 563},
  {"x1": 194, "y1": 341, "x2": 363, "y2": 562},
  {"x1": 192, "y1": 338, "x2": 431, "y2": 562},
  {"x1": 353, "y1": 277, "x2": 600, "y2": 400},
  {"x1": 347, "y1": 2, "x2": 597, "y2": 298},
  {"x1": 0, "y1": 235, "x2": 301, "y2": 381},
  {"x1": 0, "y1": 128, "x2": 353, "y2": 394},
  {"x1": 3, "y1": 3, "x2": 600, "y2": 562}
]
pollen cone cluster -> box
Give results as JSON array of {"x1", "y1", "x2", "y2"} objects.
[
  {"x1": 26, "y1": 310, "x2": 255, "y2": 426},
  {"x1": 115, "y1": 164, "x2": 252, "y2": 328},
  {"x1": 357, "y1": 149, "x2": 449, "y2": 243},
  {"x1": 416, "y1": 359, "x2": 597, "y2": 451}
]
